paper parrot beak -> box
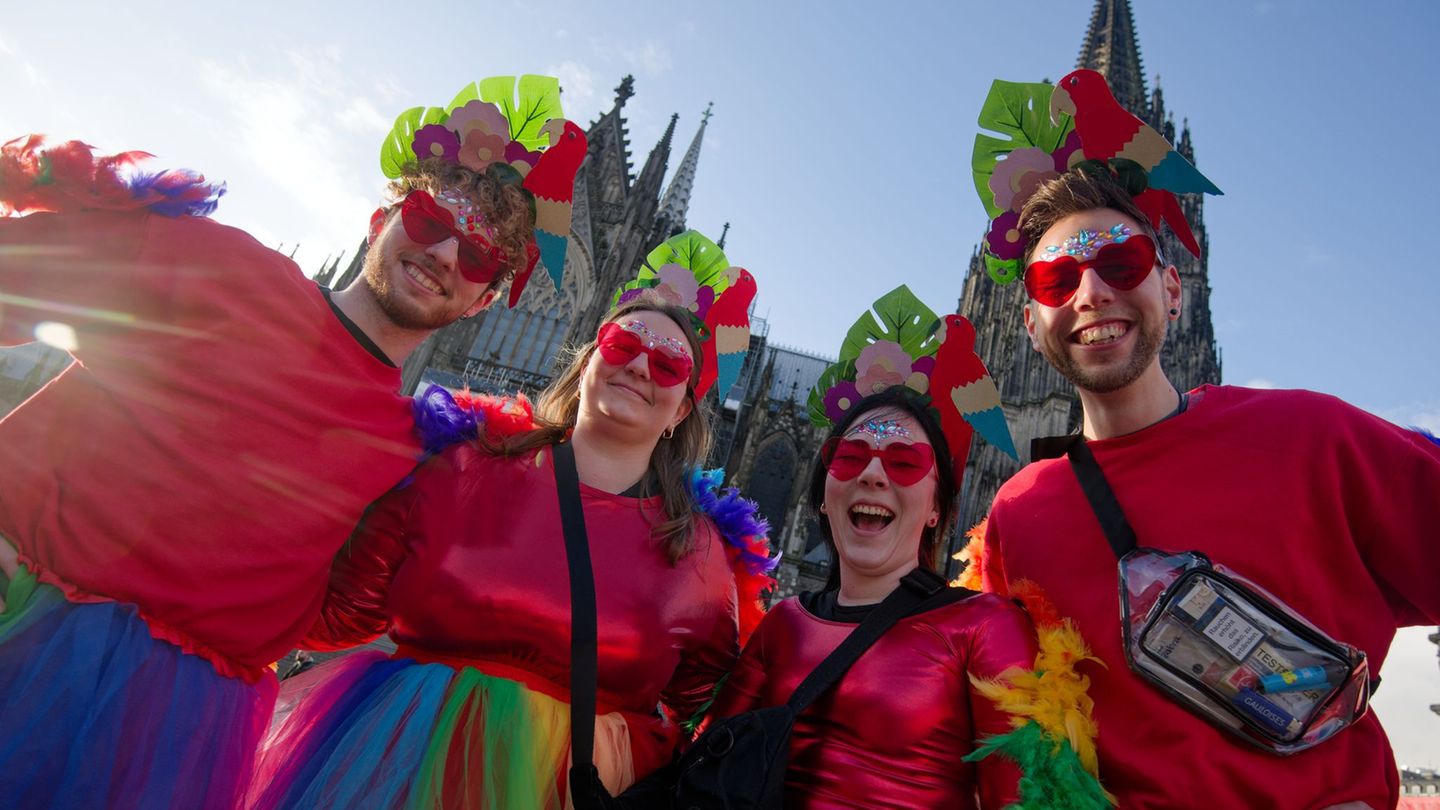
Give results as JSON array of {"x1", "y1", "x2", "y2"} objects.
[{"x1": 1050, "y1": 84, "x2": 1075, "y2": 125}]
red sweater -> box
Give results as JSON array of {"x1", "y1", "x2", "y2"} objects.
[
  {"x1": 984, "y1": 385, "x2": 1440, "y2": 809},
  {"x1": 0, "y1": 210, "x2": 421, "y2": 680},
  {"x1": 708, "y1": 593, "x2": 1034, "y2": 809}
]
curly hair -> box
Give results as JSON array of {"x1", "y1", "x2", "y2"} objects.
[
  {"x1": 386, "y1": 157, "x2": 537, "y2": 282},
  {"x1": 486, "y1": 300, "x2": 714, "y2": 563},
  {"x1": 1017, "y1": 162, "x2": 1161, "y2": 269}
]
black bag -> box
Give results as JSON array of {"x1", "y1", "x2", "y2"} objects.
[{"x1": 669, "y1": 568, "x2": 975, "y2": 810}]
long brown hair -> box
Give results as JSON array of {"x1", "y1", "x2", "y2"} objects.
[{"x1": 492, "y1": 300, "x2": 714, "y2": 562}]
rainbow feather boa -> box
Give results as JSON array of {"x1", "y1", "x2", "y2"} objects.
[
  {"x1": 412, "y1": 384, "x2": 777, "y2": 646},
  {"x1": 958, "y1": 519, "x2": 1112, "y2": 809}
]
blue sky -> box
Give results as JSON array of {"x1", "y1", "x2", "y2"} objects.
[{"x1": 4, "y1": 0, "x2": 1436, "y2": 766}]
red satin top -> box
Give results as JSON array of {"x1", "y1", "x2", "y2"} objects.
[
  {"x1": 306, "y1": 442, "x2": 741, "y2": 777},
  {"x1": 0, "y1": 211, "x2": 419, "y2": 681},
  {"x1": 707, "y1": 591, "x2": 1036, "y2": 809}
]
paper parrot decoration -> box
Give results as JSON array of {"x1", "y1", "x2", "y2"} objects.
[
  {"x1": 378, "y1": 75, "x2": 587, "y2": 307},
  {"x1": 932, "y1": 314, "x2": 1018, "y2": 463},
  {"x1": 972, "y1": 71, "x2": 1221, "y2": 286},
  {"x1": 808, "y1": 286, "x2": 1016, "y2": 479},
  {"x1": 1050, "y1": 68, "x2": 1221, "y2": 257},
  {"x1": 612, "y1": 230, "x2": 756, "y2": 400}
]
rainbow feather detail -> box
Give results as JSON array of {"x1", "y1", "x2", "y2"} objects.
[{"x1": 965, "y1": 577, "x2": 1112, "y2": 808}]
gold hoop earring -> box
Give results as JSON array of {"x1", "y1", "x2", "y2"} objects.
[{"x1": 662, "y1": 425, "x2": 676, "y2": 440}]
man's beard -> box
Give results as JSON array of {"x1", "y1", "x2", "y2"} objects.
[
  {"x1": 361, "y1": 250, "x2": 460, "y2": 331},
  {"x1": 1041, "y1": 314, "x2": 1167, "y2": 394}
]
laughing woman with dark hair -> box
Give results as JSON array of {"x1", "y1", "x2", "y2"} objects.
[{"x1": 704, "y1": 287, "x2": 1108, "y2": 809}]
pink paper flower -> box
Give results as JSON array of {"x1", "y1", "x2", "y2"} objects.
[
  {"x1": 655, "y1": 264, "x2": 701, "y2": 311},
  {"x1": 446, "y1": 101, "x2": 510, "y2": 144},
  {"x1": 854, "y1": 341, "x2": 912, "y2": 397},
  {"x1": 990, "y1": 146, "x2": 1058, "y2": 213},
  {"x1": 457, "y1": 130, "x2": 508, "y2": 171}
]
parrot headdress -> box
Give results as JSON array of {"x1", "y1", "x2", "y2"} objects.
[
  {"x1": 972, "y1": 70, "x2": 1222, "y2": 286},
  {"x1": 611, "y1": 230, "x2": 756, "y2": 401},
  {"x1": 381, "y1": 75, "x2": 587, "y2": 307},
  {"x1": 807, "y1": 285, "x2": 1016, "y2": 480}
]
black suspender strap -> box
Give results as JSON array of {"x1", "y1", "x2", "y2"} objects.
[
  {"x1": 786, "y1": 568, "x2": 974, "y2": 712},
  {"x1": 552, "y1": 441, "x2": 601, "y2": 809},
  {"x1": 1059, "y1": 435, "x2": 1140, "y2": 559}
]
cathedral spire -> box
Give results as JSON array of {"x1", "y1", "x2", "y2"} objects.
[
  {"x1": 657, "y1": 102, "x2": 711, "y2": 232},
  {"x1": 1076, "y1": 0, "x2": 1149, "y2": 117}
]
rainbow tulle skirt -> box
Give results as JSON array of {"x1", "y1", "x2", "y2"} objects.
[
  {"x1": 0, "y1": 565, "x2": 276, "y2": 809},
  {"x1": 249, "y1": 650, "x2": 639, "y2": 810}
]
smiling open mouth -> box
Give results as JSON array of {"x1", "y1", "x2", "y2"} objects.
[
  {"x1": 1073, "y1": 321, "x2": 1128, "y2": 345},
  {"x1": 404, "y1": 262, "x2": 443, "y2": 295},
  {"x1": 849, "y1": 504, "x2": 895, "y2": 532}
]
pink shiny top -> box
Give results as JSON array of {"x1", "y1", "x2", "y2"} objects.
[
  {"x1": 307, "y1": 443, "x2": 740, "y2": 776},
  {"x1": 707, "y1": 592, "x2": 1036, "y2": 809}
]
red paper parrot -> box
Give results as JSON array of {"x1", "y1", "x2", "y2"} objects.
[
  {"x1": 697, "y1": 268, "x2": 756, "y2": 399},
  {"x1": 930, "y1": 314, "x2": 1017, "y2": 474},
  {"x1": 510, "y1": 119, "x2": 587, "y2": 306},
  {"x1": 1050, "y1": 68, "x2": 1221, "y2": 258}
]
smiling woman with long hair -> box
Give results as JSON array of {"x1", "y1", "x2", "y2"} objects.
[{"x1": 248, "y1": 293, "x2": 770, "y2": 809}]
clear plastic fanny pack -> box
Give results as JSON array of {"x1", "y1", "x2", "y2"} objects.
[{"x1": 1061, "y1": 437, "x2": 1370, "y2": 755}]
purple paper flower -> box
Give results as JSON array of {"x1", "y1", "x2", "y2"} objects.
[
  {"x1": 985, "y1": 211, "x2": 1024, "y2": 261},
  {"x1": 1052, "y1": 130, "x2": 1084, "y2": 173},
  {"x1": 907, "y1": 355, "x2": 935, "y2": 395},
  {"x1": 412, "y1": 125, "x2": 460, "y2": 163},
  {"x1": 823, "y1": 381, "x2": 863, "y2": 423},
  {"x1": 504, "y1": 140, "x2": 542, "y2": 177}
]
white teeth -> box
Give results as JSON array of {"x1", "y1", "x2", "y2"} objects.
[
  {"x1": 405, "y1": 263, "x2": 443, "y2": 294},
  {"x1": 851, "y1": 504, "x2": 894, "y2": 518},
  {"x1": 1077, "y1": 322, "x2": 1127, "y2": 345}
]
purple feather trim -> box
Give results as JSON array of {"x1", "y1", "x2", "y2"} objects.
[
  {"x1": 1414, "y1": 427, "x2": 1440, "y2": 449},
  {"x1": 128, "y1": 170, "x2": 226, "y2": 217},
  {"x1": 689, "y1": 468, "x2": 778, "y2": 574},
  {"x1": 413, "y1": 384, "x2": 483, "y2": 457}
]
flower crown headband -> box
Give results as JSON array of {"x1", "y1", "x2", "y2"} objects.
[
  {"x1": 807, "y1": 286, "x2": 1016, "y2": 480},
  {"x1": 380, "y1": 75, "x2": 587, "y2": 307},
  {"x1": 611, "y1": 230, "x2": 756, "y2": 400},
  {"x1": 972, "y1": 70, "x2": 1222, "y2": 286}
]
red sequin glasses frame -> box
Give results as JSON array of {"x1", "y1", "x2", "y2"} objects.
[
  {"x1": 595, "y1": 322, "x2": 695, "y2": 388},
  {"x1": 1024, "y1": 234, "x2": 1159, "y2": 307},
  {"x1": 821, "y1": 438, "x2": 936, "y2": 487},
  {"x1": 398, "y1": 190, "x2": 509, "y2": 284}
]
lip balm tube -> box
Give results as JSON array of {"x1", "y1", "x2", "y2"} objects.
[{"x1": 1259, "y1": 666, "x2": 1329, "y2": 693}]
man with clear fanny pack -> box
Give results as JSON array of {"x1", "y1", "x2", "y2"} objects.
[{"x1": 970, "y1": 73, "x2": 1440, "y2": 809}]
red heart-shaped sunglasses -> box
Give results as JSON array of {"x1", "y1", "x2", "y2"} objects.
[
  {"x1": 1024, "y1": 234, "x2": 1158, "y2": 307},
  {"x1": 596, "y1": 322, "x2": 695, "y2": 388},
  {"x1": 398, "y1": 190, "x2": 510, "y2": 284},
  {"x1": 821, "y1": 438, "x2": 936, "y2": 487}
]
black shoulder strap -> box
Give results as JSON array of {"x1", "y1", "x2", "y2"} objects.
[
  {"x1": 786, "y1": 568, "x2": 974, "y2": 712},
  {"x1": 552, "y1": 442, "x2": 599, "y2": 807},
  {"x1": 1061, "y1": 435, "x2": 1139, "y2": 559}
]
